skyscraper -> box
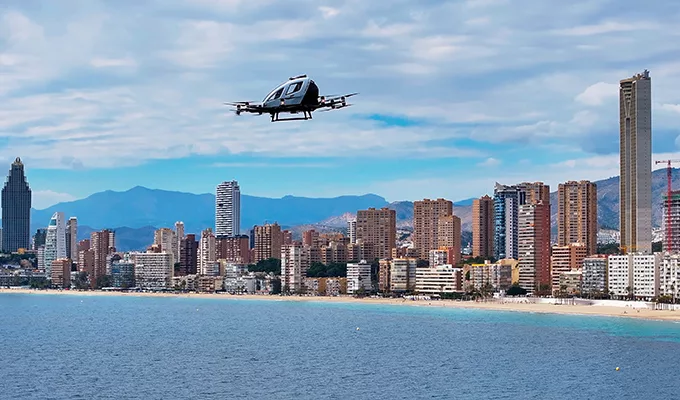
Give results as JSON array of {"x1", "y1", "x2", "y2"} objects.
[
  {"x1": 356, "y1": 207, "x2": 396, "y2": 260},
  {"x1": 66, "y1": 217, "x2": 78, "y2": 260},
  {"x1": 215, "y1": 181, "x2": 240, "y2": 238},
  {"x1": 518, "y1": 202, "x2": 551, "y2": 293},
  {"x1": 44, "y1": 212, "x2": 66, "y2": 279},
  {"x1": 472, "y1": 195, "x2": 494, "y2": 259},
  {"x1": 619, "y1": 70, "x2": 652, "y2": 254},
  {"x1": 1, "y1": 157, "x2": 31, "y2": 252},
  {"x1": 413, "y1": 198, "x2": 453, "y2": 258},
  {"x1": 557, "y1": 181, "x2": 598, "y2": 255},
  {"x1": 494, "y1": 182, "x2": 550, "y2": 260}
]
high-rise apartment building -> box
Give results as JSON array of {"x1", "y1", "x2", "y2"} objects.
[
  {"x1": 619, "y1": 70, "x2": 652, "y2": 254},
  {"x1": 437, "y1": 214, "x2": 461, "y2": 266},
  {"x1": 175, "y1": 221, "x2": 184, "y2": 258},
  {"x1": 91, "y1": 230, "x2": 115, "y2": 286},
  {"x1": 215, "y1": 181, "x2": 240, "y2": 238},
  {"x1": 348, "y1": 219, "x2": 357, "y2": 244},
  {"x1": 253, "y1": 223, "x2": 282, "y2": 262},
  {"x1": 216, "y1": 235, "x2": 251, "y2": 264},
  {"x1": 413, "y1": 198, "x2": 453, "y2": 258},
  {"x1": 550, "y1": 243, "x2": 588, "y2": 295},
  {"x1": 472, "y1": 195, "x2": 494, "y2": 259},
  {"x1": 43, "y1": 212, "x2": 66, "y2": 279},
  {"x1": 557, "y1": 180, "x2": 598, "y2": 255},
  {"x1": 356, "y1": 207, "x2": 396, "y2": 260},
  {"x1": 280, "y1": 243, "x2": 309, "y2": 292},
  {"x1": 494, "y1": 182, "x2": 550, "y2": 260},
  {"x1": 518, "y1": 202, "x2": 551, "y2": 293},
  {"x1": 199, "y1": 228, "x2": 216, "y2": 275},
  {"x1": 66, "y1": 217, "x2": 77, "y2": 261},
  {"x1": 33, "y1": 228, "x2": 47, "y2": 250},
  {"x1": 1, "y1": 157, "x2": 31, "y2": 252},
  {"x1": 662, "y1": 191, "x2": 680, "y2": 252},
  {"x1": 179, "y1": 234, "x2": 198, "y2": 275},
  {"x1": 154, "y1": 227, "x2": 177, "y2": 265}
]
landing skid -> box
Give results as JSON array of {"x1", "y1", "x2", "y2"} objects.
[{"x1": 271, "y1": 110, "x2": 313, "y2": 122}]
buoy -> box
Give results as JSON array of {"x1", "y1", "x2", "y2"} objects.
[
  {"x1": 616, "y1": 367, "x2": 620, "y2": 371},
  {"x1": 356, "y1": 327, "x2": 360, "y2": 331}
]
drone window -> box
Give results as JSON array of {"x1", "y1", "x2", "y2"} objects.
[
  {"x1": 270, "y1": 88, "x2": 284, "y2": 100},
  {"x1": 286, "y1": 81, "x2": 303, "y2": 94}
]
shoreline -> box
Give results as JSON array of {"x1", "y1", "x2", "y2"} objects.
[{"x1": 2, "y1": 288, "x2": 679, "y2": 322}]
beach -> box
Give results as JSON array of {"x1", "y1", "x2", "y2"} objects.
[{"x1": 2, "y1": 288, "x2": 679, "y2": 321}]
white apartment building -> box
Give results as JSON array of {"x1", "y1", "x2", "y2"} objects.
[
  {"x1": 470, "y1": 262, "x2": 513, "y2": 291},
  {"x1": 607, "y1": 253, "x2": 660, "y2": 300},
  {"x1": 215, "y1": 180, "x2": 240, "y2": 237},
  {"x1": 390, "y1": 258, "x2": 417, "y2": 292},
  {"x1": 43, "y1": 211, "x2": 66, "y2": 279},
  {"x1": 415, "y1": 264, "x2": 463, "y2": 294},
  {"x1": 582, "y1": 256, "x2": 608, "y2": 297},
  {"x1": 281, "y1": 244, "x2": 309, "y2": 293},
  {"x1": 347, "y1": 260, "x2": 372, "y2": 294},
  {"x1": 133, "y1": 252, "x2": 173, "y2": 290},
  {"x1": 199, "y1": 228, "x2": 216, "y2": 275},
  {"x1": 428, "y1": 249, "x2": 449, "y2": 267},
  {"x1": 154, "y1": 228, "x2": 177, "y2": 266},
  {"x1": 661, "y1": 253, "x2": 680, "y2": 300},
  {"x1": 347, "y1": 219, "x2": 357, "y2": 244}
]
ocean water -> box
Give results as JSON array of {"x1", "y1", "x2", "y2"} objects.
[{"x1": 1, "y1": 294, "x2": 679, "y2": 399}]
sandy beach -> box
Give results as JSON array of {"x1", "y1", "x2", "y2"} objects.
[{"x1": 2, "y1": 288, "x2": 679, "y2": 322}]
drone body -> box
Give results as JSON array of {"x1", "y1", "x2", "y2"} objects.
[{"x1": 225, "y1": 75, "x2": 358, "y2": 122}]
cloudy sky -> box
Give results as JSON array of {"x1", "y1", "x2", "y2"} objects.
[{"x1": 2, "y1": 0, "x2": 680, "y2": 208}]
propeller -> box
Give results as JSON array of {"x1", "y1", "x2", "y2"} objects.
[{"x1": 318, "y1": 103, "x2": 353, "y2": 112}]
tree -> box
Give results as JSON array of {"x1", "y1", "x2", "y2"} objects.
[
  {"x1": 247, "y1": 258, "x2": 281, "y2": 275},
  {"x1": 73, "y1": 272, "x2": 89, "y2": 290},
  {"x1": 96, "y1": 275, "x2": 113, "y2": 289},
  {"x1": 506, "y1": 284, "x2": 527, "y2": 296},
  {"x1": 597, "y1": 243, "x2": 621, "y2": 255}
]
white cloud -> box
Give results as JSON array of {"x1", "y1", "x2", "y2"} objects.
[
  {"x1": 32, "y1": 190, "x2": 77, "y2": 209},
  {"x1": 575, "y1": 82, "x2": 619, "y2": 105},
  {"x1": 478, "y1": 157, "x2": 500, "y2": 167},
  {"x1": 90, "y1": 57, "x2": 137, "y2": 68},
  {"x1": 0, "y1": 0, "x2": 679, "y2": 174}
]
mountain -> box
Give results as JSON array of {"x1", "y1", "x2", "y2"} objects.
[
  {"x1": 19, "y1": 168, "x2": 678, "y2": 252},
  {"x1": 29, "y1": 186, "x2": 389, "y2": 235}
]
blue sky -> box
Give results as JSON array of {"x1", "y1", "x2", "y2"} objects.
[{"x1": 2, "y1": 0, "x2": 680, "y2": 209}]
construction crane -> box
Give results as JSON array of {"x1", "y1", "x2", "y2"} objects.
[{"x1": 655, "y1": 159, "x2": 680, "y2": 252}]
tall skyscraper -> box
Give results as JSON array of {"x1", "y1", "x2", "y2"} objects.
[
  {"x1": 494, "y1": 182, "x2": 550, "y2": 260},
  {"x1": 1, "y1": 157, "x2": 31, "y2": 252},
  {"x1": 518, "y1": 202, "x2": 551, "y2": 293},
  {"x1": 356, "y1": 207, "x2": 396, "y2": 260},
  {"x1": 619, "y1": 70, "x2": 652, "y2": 254},
  {"x1": 663, "y1": 191, "x2": 680, "y2": 252},
  {"x1": 66, "y1": 217, "x2": 77, "y2": 261},
  {"x1": 154, "y1": 227, "x2": 177, "y2": 266},
  {"x1": 44, "y1": 212, "x2": 66, "y2": 278},
  {"x1": 472, "y1": 195, "x2": 494, "y2": 259},
  {"x1": 413, "y1": 198, "x2": 453, "y2": 258},
  {"x1": 199, "y1": 228, "x2": 216, "y2": 275},
  {"x1": 557, "y1": 181, "x2": 598, "y2": 255},
  {"x1": 179, "y1": 234, "x2": 198, "y2": 276},
  {"x1": 91, "y1": 230, "x2": 115, "y2": 287},
  {"x1": 215, "y1": 181, "x2": 240, "y2": 238}
]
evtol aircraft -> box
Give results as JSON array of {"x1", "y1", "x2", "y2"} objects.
[{"x1": 224, "y1": 75, "x2": 358, "y2": 122}]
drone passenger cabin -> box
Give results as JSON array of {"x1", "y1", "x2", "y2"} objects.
[{"x1": 262, "y1": 75, "x2": 320, "y2": 110}]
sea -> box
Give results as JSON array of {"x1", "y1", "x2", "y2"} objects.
[{"x1": 1, "y1": 293, "x2": 679, "y2": 399}]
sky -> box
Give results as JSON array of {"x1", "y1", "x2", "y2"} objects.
[{"x1": 2, "y1": 0, "x2": 680, "y2": 209}]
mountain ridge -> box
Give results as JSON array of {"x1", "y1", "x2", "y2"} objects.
[{"x1": 17, "y1": 168, "x2": 679, "y2": 251}]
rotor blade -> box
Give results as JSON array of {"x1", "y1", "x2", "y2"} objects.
[
  {"x1": 224, "y1": 101, "x2": 257, "y2": 106},
  {"x1": 318, "y1": 104, "x2": 353, "y2": 112}
]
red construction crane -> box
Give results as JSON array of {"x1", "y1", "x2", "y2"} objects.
[{"x1": 655, "y1": 159, "x2": 680, "y2": 252}]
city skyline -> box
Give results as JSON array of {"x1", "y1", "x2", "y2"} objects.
[{"x1": 2, "y1": 1, "x2": 680, "y2": 208}]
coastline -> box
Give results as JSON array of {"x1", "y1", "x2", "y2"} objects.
[{"x1": 2, "y1": 288, "x2": 679, "y2": 322}]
